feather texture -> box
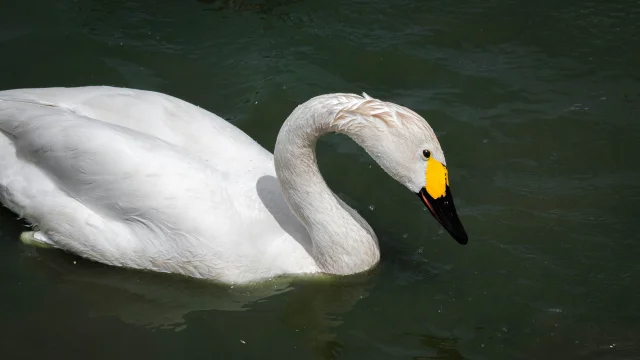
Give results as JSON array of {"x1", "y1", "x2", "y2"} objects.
[{"x1": 0, "y1": 86, "x2": 446, "y2": 284}]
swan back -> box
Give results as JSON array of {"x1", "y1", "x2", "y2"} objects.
[{"x1": 0, "y1": 87, "x2": 318, "y2": 283}]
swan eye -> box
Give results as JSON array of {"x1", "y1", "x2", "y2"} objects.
[{"x1": 422, "y1": 150, "x2": 431, "y2": 160}]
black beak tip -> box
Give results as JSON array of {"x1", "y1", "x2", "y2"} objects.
[
  {"x1": 453, "y1": 231, "x2": 468, "y2": 245},
  {"x1": 417, "y1": 187, "x2": 469, "y2": 245}
]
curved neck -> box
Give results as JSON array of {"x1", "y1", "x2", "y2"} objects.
[{"x1": 274, "y1": 95, "x2": 380, "y2": 275}]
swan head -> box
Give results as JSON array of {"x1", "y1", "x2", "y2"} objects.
[{"x1": 331, "y1": 93, "x2": 468, "y2": 245}]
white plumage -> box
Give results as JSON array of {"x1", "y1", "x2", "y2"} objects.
[{"x1": 0, "y1": 86, "x2": 458, "y2": 284}]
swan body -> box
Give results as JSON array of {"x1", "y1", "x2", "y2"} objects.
[{"x1": 0, "y1": 86, "x2": 467, "y2": 284}]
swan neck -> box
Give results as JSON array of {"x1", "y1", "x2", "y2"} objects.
[{"x1": 273, "y1": 96, "x2": 379, "y2": 275}]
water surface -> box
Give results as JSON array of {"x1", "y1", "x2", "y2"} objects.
[{"x1": 1, "y1": 0, "x2": 639, "y2": 359}]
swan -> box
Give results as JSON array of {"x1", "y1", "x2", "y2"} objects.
[{"x1": 0, "y1": 86, "x2": 468, "y2": 284}]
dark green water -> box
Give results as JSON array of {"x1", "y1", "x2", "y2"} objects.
[{"x1": 1, "y1": 0, "x2": 639, "y2": 359}]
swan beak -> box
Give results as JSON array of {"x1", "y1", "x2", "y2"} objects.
[
  {"x1": 417, "y1": 186, "x2": 468, "y2": 244},
  {"x1": 417, "y1": 158, "x2": 468, "y2": 245}
]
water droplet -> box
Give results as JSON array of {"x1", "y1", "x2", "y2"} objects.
[{"x1": 402, "y1": 233, "x2": 408, "y2": 238}]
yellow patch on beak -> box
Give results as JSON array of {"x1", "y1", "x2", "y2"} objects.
[{"x1": 425, "y1": 157, "x2": 449, "y2": 199}]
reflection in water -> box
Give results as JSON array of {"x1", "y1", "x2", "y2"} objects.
[
  {"x1": 26, "y1": 246, "x2": 374, "y2": 357},
  {"x1": 415, "y1": 334, "x2": 465, "y2": 360},
  {"x1": 281, "y1": 276, "x2": 375, "y2": 359},
  {"x1": 29, "y1": 249, "x2": 282, "y2": 327}
]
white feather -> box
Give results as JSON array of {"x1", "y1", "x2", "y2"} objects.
[{"x1": 0, "y1": 86, "x2": 445, "y2": 284}]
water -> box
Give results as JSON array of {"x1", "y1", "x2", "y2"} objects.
[{"x1": 1, "y1": 0, "x2": 639, "y2": 358}]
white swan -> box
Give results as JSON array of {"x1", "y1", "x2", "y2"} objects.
[{"x1": 0, "y1": 86, "x2": 467, "y2": 284}]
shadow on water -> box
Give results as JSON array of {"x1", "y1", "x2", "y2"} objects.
[{"x1": 18, "y1": 239, "x2": 375, "y2": 358}]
